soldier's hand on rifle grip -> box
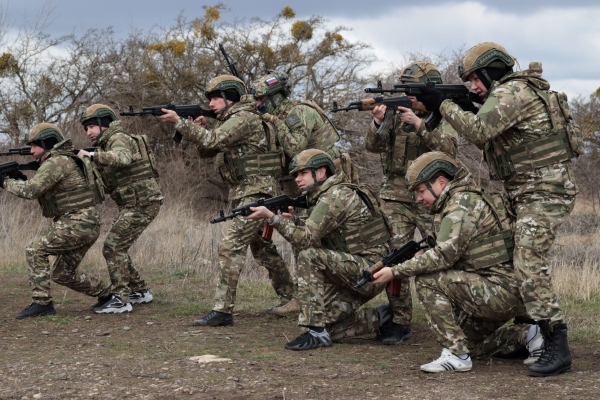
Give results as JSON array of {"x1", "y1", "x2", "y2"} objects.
[
  {"x1": 245, "y1": 206, "x2": 274, "y2": 221},
  {"x1": 397, "y1": 106, "x2": 422, "y2": 130},
  {"x1": 193, "y1": 115, "x2": 207, "y2": 127},
  {"x1": 371, "y1": 104, "x2": 386, "y2": 125},
  {"x1": 157, "y1": 109, "x2": 180, "y2": 124},
  {"x1": 280, "y1": 206, "x2": 295, "y2": 221},
  {"x1": 371, "y1": 266, "x2": 394, "y2": 285}
]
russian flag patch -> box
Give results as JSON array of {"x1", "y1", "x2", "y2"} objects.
[{"x1": 266, "y1": 77, "x2": 279, "y2": 85}]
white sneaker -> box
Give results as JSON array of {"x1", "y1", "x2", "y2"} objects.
[
  {"x1": 524, "y1": 325, "x2": 544, "y2": 365},
  {"x1": 129, "y1": 290, "x2": 153, "y2": 304},
  {"x1": 93, "y1": 295, "x2": 133, "y2": 314},
  {"x1": 420, "y1": 348, "x2": 473, "y2": 373}
]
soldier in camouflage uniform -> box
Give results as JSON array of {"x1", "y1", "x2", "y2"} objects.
[
  {"x1": 372, "y1": 152, "x2": 534, "y2": 372},
  {"x1": 365, "y1": 61, "x2": 458, "y2": 344},
  {"x1": 416, "y1": 43, "x2": 579, "y2": 376},
  {"x1": 246, "y1": 150, "x2": 393, "y2": 350},
  {"x1": 0, "y1": 123, "x2": 111, "y2": 319},
  {"x1": 157, "y1": 75, "x2": 293, "y2": 326},
  {"x1": 78, "y1": 104, "x2": 163, "y2": 313},
  {"x1": 250, "y1": 70, "x2": 344, "y2": 316}
]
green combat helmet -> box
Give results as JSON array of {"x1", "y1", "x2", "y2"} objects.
[
  {"x1": 289, "y1": 149, "x2": 336, "y2": 193},
  {"x1": 400, "y1": 61, "x2": 443, "y2": 84},
  {"x1": 79, "y1": 104, "x2": 118, "y2": 144},
  {"x1": 26, "y1": 122, "x2": 65, "y2": 150},
  {"x1": 458, "y1": 42, "x2": 515, "y2": 82},
  {"x1": 405, "y1": 151, "x2": 458, "y2": 199},
  {"x1": 251, "y1": 70, "x2": 292, "y2": 113}
]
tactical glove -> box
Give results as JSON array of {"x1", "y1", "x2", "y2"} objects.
[
  {"x1": 452, "y1": 98, "x2": 480, "y2": 114},
  {"x1": 417, "y1": 86, "x2": 445, "y2": 113},
  {"x1": 8, "y1": 170, "x2": 27, "y2": 181}
]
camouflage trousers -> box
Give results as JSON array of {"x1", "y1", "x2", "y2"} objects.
[
  {"x1": 381, "y1": 199, "x2": 433, "y2": 326},
  {"x1": 213, "y1": 195, "x2": 294, "y2": 314},
  {"x1": 416, "y1": 269, "x2": 527, "y2": 355},
  {"x1": 513, "y1": 191, "x2": 576, "y2": 323},
  {"x1": 296, "y1": 248, "x2": 385, "y2": 338},
  {"x1": 102, "y1": 201, "x2": 160, "y2": 303},
  {"x1": 26, "y1": 207, "x2": 111, "y2": 305}
]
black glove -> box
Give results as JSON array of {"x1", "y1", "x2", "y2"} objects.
[
  {"x1": 8, "y1": 170, "x2": 28, "y2": 181},
  {"x1": 452, "y1": 98, "x2": 480, "y2": 114},
  {"x1": 417, "y1": 87, "x2": 445, "y2": 113}
]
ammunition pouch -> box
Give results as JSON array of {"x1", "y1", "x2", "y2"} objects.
[
  {"x1": 38, "y1": 186, "x2": 96, "y2": 218},
  {"x1": 217, "y1": 150, "x2": 284, "y2": 185},
  {"x1": 385, "y1": 131, "x2": 430, "y2": 175}
]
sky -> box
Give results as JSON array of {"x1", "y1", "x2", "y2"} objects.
[{"x1": 1, "y1": 0, "x2": 599, "y2": 99}]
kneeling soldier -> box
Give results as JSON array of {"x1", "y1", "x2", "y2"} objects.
[
  {"x1": 1, "y1": 124, "x2": 111, "y2": 319},
  {"x1": 372, "y1": 152, "x2": 538, "y2": 372},
  {"x1": 247, "y1": 149, "x2": 393, "y2": 350},
  {"x1": 79, "y1": 105, "x2": 163, "y2": 313}
]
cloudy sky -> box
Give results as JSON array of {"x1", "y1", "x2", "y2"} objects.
[{"x1": 2, "y1": 0, "x2": 599, "y2": 99}]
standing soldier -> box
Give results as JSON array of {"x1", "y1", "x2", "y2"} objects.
[
  {"x1": 78, "y1": 105, "x2": 163, "y2": 313},
  {"x1": 250, "y1": 70, "x2": 344, "y2": 316},
  {"x1": 246, "y1": 150, "x2": 393, "y2": 350},
  {"x1": 371, "y1": 152, "x2": 534, "y2": 372},
  {"x1": 0, "y1": 123, "x2": 111, "y2": 319},
  {"x1": 365, "y1": 61, "x2": 458, "y2": 344},
  {"x1": 417, "y1": 43, "x2": 581, "y2": 376},
  {"x1": 157, "y1": 75, "x2": 293, "y2": 326}
]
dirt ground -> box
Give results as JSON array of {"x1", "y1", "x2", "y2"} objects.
[{"x1": 1, "y1": 274, "x2": 599, "y2": 400}]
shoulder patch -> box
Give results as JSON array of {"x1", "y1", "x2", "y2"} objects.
[{"x1": 285, "y1": 113, "x2": 301, "y2": 128}]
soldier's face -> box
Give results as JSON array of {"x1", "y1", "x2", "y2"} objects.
[
  {"x1": 255, "y1": 96, "x2": 266, "y2": 107},
  {"x1": 468, "y1": 72, "x2": 488, "y2": 97},
  {"x1": 209, "y1": 96, "x2": 232, "y2": 114},
  {"x1": 295, "y1": 168, "x2": 315, "y2": 192},
  {"x1": 85, "y1": 125, "x2": 102, "y2": 141},
  {"x1": 30, "y1": 144, "x2": 45, "y2": 159},
  {"x1": 414, "y1": 178, "x2": 445, "y2": 209}
]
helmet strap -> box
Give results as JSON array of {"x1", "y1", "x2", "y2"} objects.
[
  {"x1": 301, "y1": 168, "x2": 327, "y2": 194},
  {"x1": 424, "y1": 181, "x2": 439, "y2": 201}
]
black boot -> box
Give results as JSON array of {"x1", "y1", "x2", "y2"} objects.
[
  {"x1": 527, "y1": 321, "x2": 572, "y2": 377},
  {"x1": 16, "y1": 302, "x2": 56, "y2": 319},
  {"x1": 192, "y1": 310, "x2": 233, "y2": 327},
  {"x1": 375, "y1": 304, "x2": 393, "y2": 341},
  {"x1": 382, "y1": 322, "x2": 412, "y2": 345}
]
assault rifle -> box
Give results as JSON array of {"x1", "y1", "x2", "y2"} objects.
[
  {"x1": 0, "y1": 160, "x2": 40, "y2": 177},
  {"x1": 120, "y1": 104, "x2": 217, "y2": 143},
  {"x1": 219, "y1": 43, "x2": 241, "y2": 79},
  {"x1": 1, "y1": 147, "x2": 95, "y2": 156},
  {"x1": 211, "y1": 194, "x2": 309, "y2": 239},
  {"x1": 363, "y1": 80, "x2": 481, "y2": 130},
  {"x1": 353, "y1": 238, "x2": 429, "y2": 291}
]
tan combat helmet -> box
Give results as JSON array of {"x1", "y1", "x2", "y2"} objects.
[
  {"x1": 405, "y1": 151, "x2": 458, "y2": 198},
  {"x1": 204, "y1": 75, "x2": 246, "y2": 99},
  {"x1": 400, "y1": 61, "x2": 443, "y2": 84},
  {"x1": 251, "y1": 70, "x2": 292, "y2": 113},
  {"x1": 26, "y1": 123, "x2": 65, "y2": 149},
  {"x1": 79, "y1": 104, "x2": 118, "y2": 132},
  {"x1": 458, "y1": 42, "x2": 515, "y2": 82},
  {"x1": 289, "y1": 149, "x2": 336, "y2": 193}
]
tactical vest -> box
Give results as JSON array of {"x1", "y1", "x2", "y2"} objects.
[
  {"x1": 449, "y1": 187, "x2": 515, "y2": 270},
  {"x1": 320, "y1": 183, "x2": 391, "y2": 255},
  {"x1": 384, "y1": 124, "x2": 431, "y2": 176},
  {"x1": 98, "y1": 133, "x2": 159, "y2": 196},
  {"x1": 216, "y1": 110, "x2": 284, "y2": 184},
  {"x1": 38, "y1": 148, "x2": 104, "y2": 219},
  {"x1": 483, "y1": 80, "x2": 583, "y2": 180}
]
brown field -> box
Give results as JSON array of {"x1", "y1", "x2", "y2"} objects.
[{"x1": 0, "y1": 196, "x2": 599, "y2": 399}]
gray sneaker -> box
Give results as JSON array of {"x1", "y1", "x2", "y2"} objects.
[
  {"x1": 93, "y1": 295, "x2": 132, "y2": 314},
  {"x1": 129, "y1": 290, "x2": 153, "y2": 304}
]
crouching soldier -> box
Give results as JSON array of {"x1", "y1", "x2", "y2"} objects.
[
  {"x1": 246, "y1": 149, "x2": 394, "y2": 350},
  {"x1": 78, "y1": 105, "x2": 163, "y2": 313},
  {"x1": 0, "y1": 123, "x2": 111, "y2": 319},
  {"x1": 372, "y1": 152, "x2": 541, "y2": 372}
]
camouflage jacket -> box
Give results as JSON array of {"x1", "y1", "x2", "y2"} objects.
[
  {"x1": 94, "y1": 120, "x2": 163, "y2": 206},
  {"x1": 3, "y1": 140, "x2": 98, "y2": 221},
  {"x1": 440, "y1": 64, "x2": 579, "y2": 200},
  {"x1": 272, "y1": 172, "x2": 390, "y2": 262},
  {"x1": 267, "y1": 98, "x2": 340, "y2": 161},
  {"x1": 365, "y1": 114, "x2": 458, "y2": 203},
  {"x1": 391, "y1": 166, "x2": 516, "y2": 288},
  {"x1": 175, "y1": 95, "x2": 280, "y2": 201}
]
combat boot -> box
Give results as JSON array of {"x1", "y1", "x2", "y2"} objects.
[
  {"x1": 16, "y1": 302, "x2": 56, "y2": 319},
  {"x1": 192, "y1": 310, "x2": 233, "y2": 327},
  {"x1": 268, "y1": 298, "x2": 300, "y2": 317},
  {"x1": 528, "y1": 321, "x2": 572, "y2": 377},
  {"x1": 382, "y1": 323, "x2": 412, "y2": 345}
]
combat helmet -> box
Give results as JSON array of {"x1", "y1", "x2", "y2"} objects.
[
  {"x1": 400, "y1": 61, "x2": 443, "y2": 84},
  {"x1": 405, "y1": 151, "x2": 458, "y2": 199},
  {"x1": 289, "y1": 149, "x2": 336, "y2": 193},
  {"x1": 251, "y1": 70, "x2": 292, "y2": 114},
  {"x1": 26, "y1": 123, "x2": 65, "y2": 158},
  {"x1": 458, "y1": 42, "x2": 515, "y2": 83}
]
